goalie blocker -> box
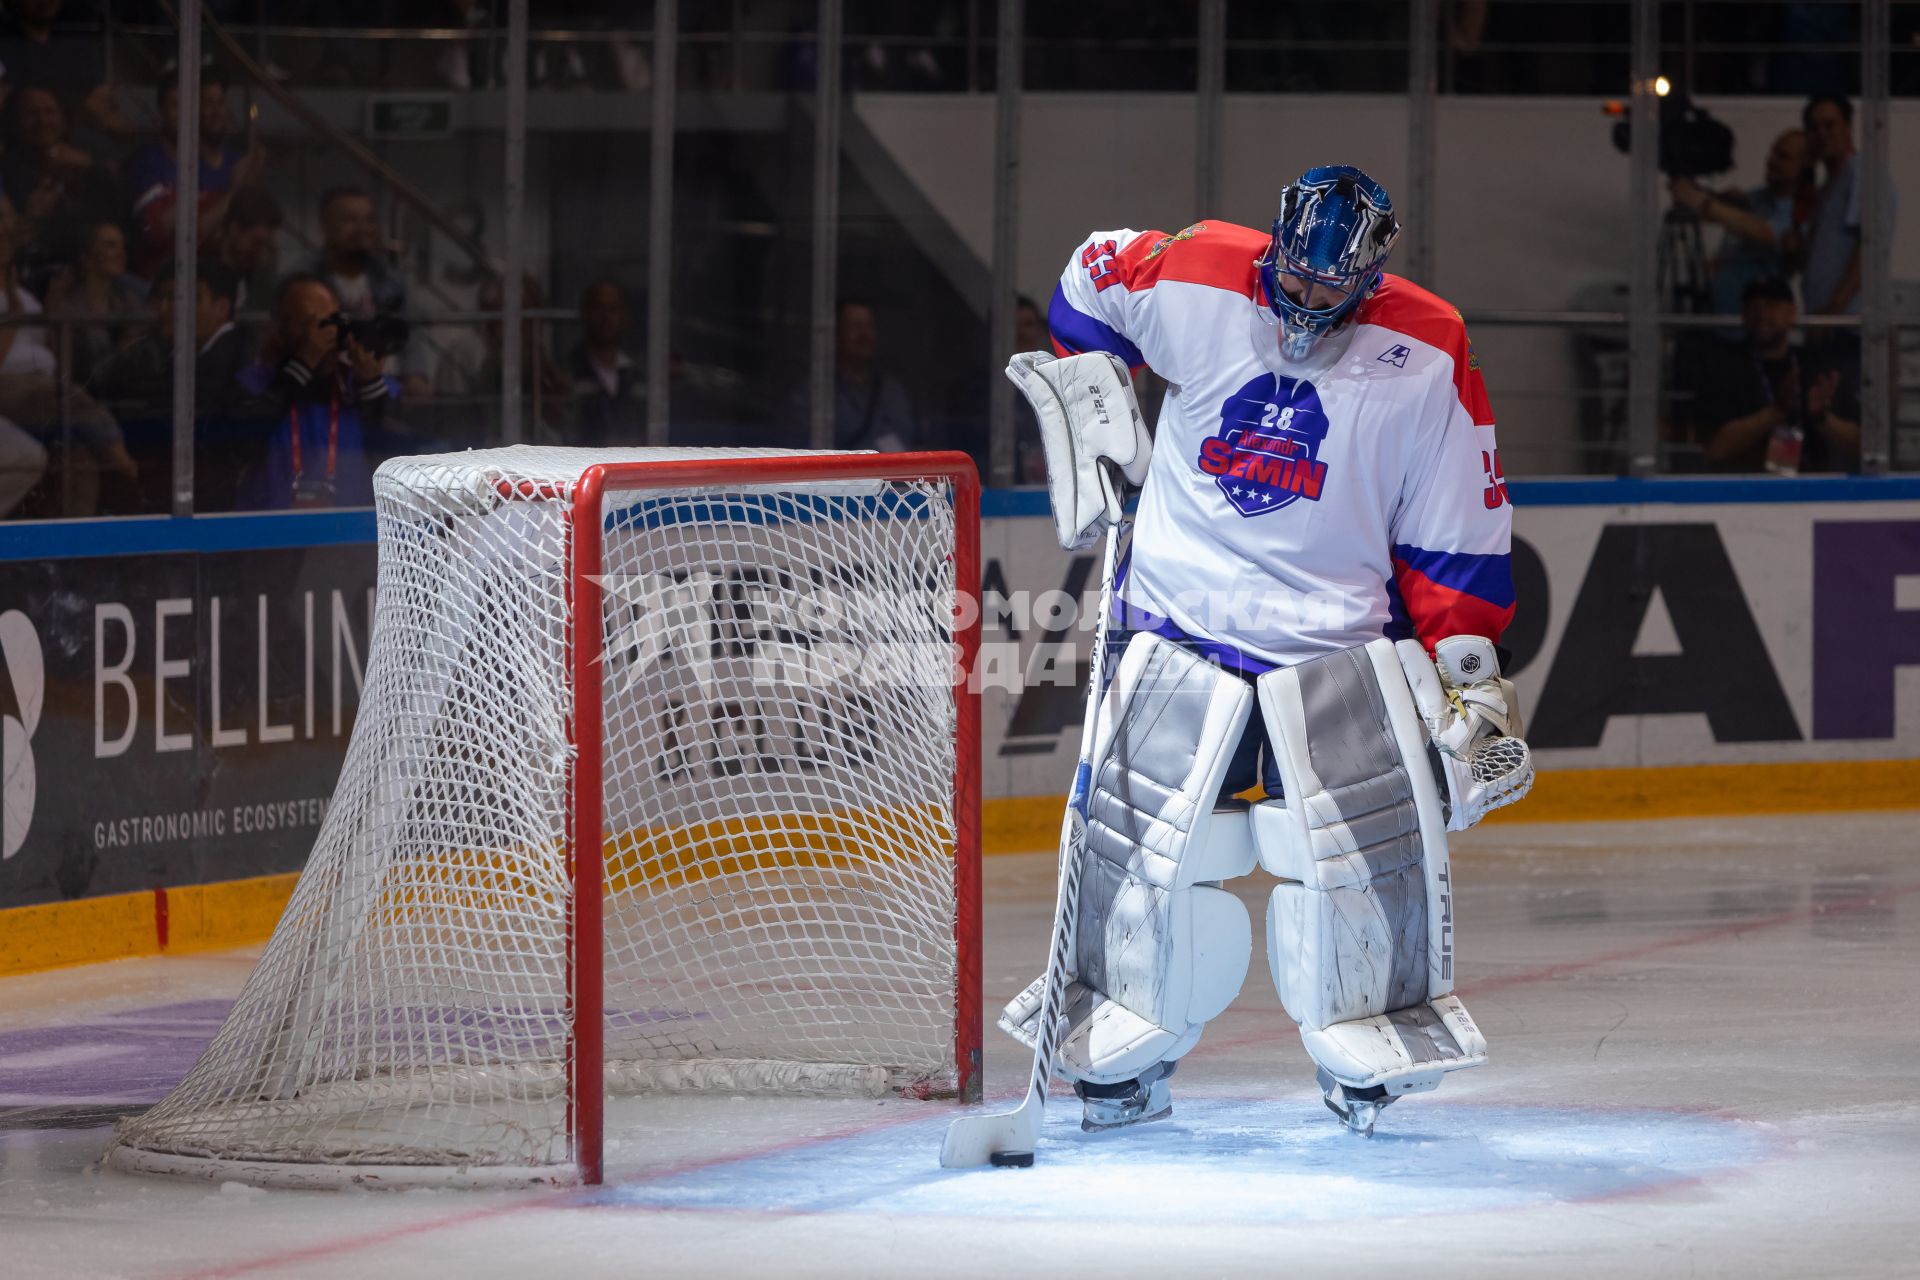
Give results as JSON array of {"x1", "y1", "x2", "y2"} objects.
[{"x1": 1001, "y1": 634, "x2": 1531, "y2": 1138}]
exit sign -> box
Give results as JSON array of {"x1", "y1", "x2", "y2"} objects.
[{"x1": 366, "y1": 95, "x2": 455, "y2": 139}]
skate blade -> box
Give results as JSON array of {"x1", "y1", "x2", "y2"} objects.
[
  {"x1": 1322, "y1": 1094, "x2": 1383, "y2": 1138},
  {"x1": 1080, "y1": 1104, "x2": 1173, "y2": 1134}
]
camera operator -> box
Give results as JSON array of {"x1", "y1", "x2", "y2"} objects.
[
  {"x1": 233, "y1": 272, "x2": 394, "y2": 509},
  {"x1": 1668, "y1": 128, "x2": 1811, "y2": 324}
]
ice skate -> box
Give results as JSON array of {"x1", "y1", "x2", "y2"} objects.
[
  {"x1": 1075, "y1": 1062, "x2": 1176, "y2": 1132},
  {"x1": 1317, "y1": 1067, "x2": 1397, "y2": 1138}
]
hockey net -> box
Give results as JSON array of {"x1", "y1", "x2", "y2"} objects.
[{"x1": 107, "y1": 447, "x2": 982, "y2": 1188}]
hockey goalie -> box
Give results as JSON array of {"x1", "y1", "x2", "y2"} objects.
[{"x1": 998, "y1": 165, "x2": 1533, "y2": 1143}]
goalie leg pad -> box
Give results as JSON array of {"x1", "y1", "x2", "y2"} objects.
[
  {"x1": 1000, "y1": 633, "x2": 1257, "y2": 1086},
  {"x1": 1300, "y1": 995, "x2": 1487, "y2": 1096},
  {"x1": 1253, "y1": 639, "x2": 1487, "y2": 1093}
]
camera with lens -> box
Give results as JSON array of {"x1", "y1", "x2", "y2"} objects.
[
  {"x1": 325, "y1": 311, "x2": 411, "y2": 359},
  {"x1": 1609, "y1": 90, "x2": 1734, "y2": 178}
]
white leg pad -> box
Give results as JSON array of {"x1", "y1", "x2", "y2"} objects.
[
  {"x1": 999, "y1": 633, "x2": 1256, "y2": 1085},
  {"x1": 1254, "y1": 639, "x2": 1488, "y2": 1091},
  {"x1": 1299, "y1": 995, "x2": 1488, "y2": 1095}
]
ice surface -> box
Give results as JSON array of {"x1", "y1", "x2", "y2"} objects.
[{"x1": 2, "y1": 811, "x2": 1917, "y2": 1279}]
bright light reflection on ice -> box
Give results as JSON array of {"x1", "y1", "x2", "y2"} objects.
[{"x1": 597, "y1": 1097, "x2": 1773, "y2": 1222}]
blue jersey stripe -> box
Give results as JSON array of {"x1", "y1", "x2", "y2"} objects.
[
  {"x1": 1109, "y1": 593, "x2": 1276, "y2": 677},
  {"x1": 1390, "y1": 543, "x2": 1516, "y2": 609},
  {"x1": 1047, "y1": 284, "x2": 1145, "y2": 369}
]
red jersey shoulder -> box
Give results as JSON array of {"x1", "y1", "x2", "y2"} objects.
[
  {"x1": 1358, "y1": 274, "x2": 1493, "y2": 426},
  {"x1": 1357, "y1": 274, "x2": 1467, "y2": 352},
  {"x1": 1113, "y1": 220, "x2": 1268, "y2": 298}
]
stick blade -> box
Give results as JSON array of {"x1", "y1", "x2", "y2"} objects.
[{"x1": 940, "y1": 1103, "x2": 1041, "y2": 1169}]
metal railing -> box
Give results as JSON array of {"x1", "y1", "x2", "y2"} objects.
[
  {"x1": 77, "y1": 5, "x2": 1920, "y2": 96},
  {"x1": 1, "y1": 0, "x2": 1910, "y2": 524}
]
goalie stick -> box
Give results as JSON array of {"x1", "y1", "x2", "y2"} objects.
[{"x1": 939, "y1": 519, "x2": 1124, "y2": 1169}]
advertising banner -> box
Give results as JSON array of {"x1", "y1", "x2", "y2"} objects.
[
  {"x1": 977, "y1": 500, "x2": 1920, "y2": 799},
  {"x1": 0, "y1": 547, "x2": 375, "y2": 909}
]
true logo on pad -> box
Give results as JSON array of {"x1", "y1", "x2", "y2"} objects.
[{"x1": 1197, "y1": 372, "x2": 1332, "y2": 516}]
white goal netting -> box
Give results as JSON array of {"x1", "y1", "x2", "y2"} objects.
[{"x1": 108, "y1": 447, "x2": 977, "y2": 1187}]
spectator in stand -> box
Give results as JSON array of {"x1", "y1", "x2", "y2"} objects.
[
  {"x1": 0, "y1": 0, "x2": 133, "y2": 144},
  {"x1": 569, "y1": 278, "x2": 643, "y2": 445},
  {"x1": 1669, "y1": 128, "x2": 1813, "y2": 329},
  {"x1": 0, "y1": 199, "x2": 46, "y2": 512},
  {"x1": 430, "y1": 272, "x2": 569, "y2": 444},
  {"x1": 308, "y1": 186, "x2": 405, "y2": 319},
  {"x1": 43, "y1": 218, "x2": 147, "y2": 384},
  {"x1": 307, "y1": 185, "x2": 426, "y2": 397},
  {"x1": 1801, "y1": 94, "x2": 1897, "y2": 336},
  {"x1": 0, "y1": 204, "x2": 135, "y2": 514},
  {"x1": 790, "y1": 297, "x2": 917, "y2": 451},
  {"x1": 0, "y1": 84, "x2": 123, "y2": 276},
  {"x1": 89, "y1": 259, "x2": 250, "y2": 512},
  {"x1": 209, "y1": 184, "x2": 282, "y2": 314},
  {"x1": 233, "y1": 272, "x2": 393, "y2": 509},
  {"x1": 127, "y1": 65, "x2": 267, "y2": 278},
  {"x1": 1675, "y1": 275, "x2": 1859, "y2": 473}
]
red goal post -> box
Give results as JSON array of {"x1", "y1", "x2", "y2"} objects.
[{"x1": 565, "y1": 452, "x2": 984, "y2": 1184}]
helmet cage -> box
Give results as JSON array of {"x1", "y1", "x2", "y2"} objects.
[{"x1": 1259, "y1": 166, "x2": 1401, "y2": 353}]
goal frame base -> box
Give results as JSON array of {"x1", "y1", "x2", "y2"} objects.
[{"x1": 105, "y1": 1145, "x2": 582, "y2": 1191}]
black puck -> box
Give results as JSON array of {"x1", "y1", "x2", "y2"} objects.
[{"x1": 989, "y1": 1151, "x2": 1035, "y2": 1168}]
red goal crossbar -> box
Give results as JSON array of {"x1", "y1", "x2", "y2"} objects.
[{"x1": 562, "y1": 452, "x2": 983, "y2": 1184}]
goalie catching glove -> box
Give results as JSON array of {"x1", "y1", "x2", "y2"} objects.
[
  {"x1": 1006, "y1": 350, "x2": 1152, "y2": 550},
  {"x1": 1396, "y1": 636, "x2": 1534, "y2": 830}
]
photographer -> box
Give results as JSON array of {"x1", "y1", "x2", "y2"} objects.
[
  {"x1": 233, "y1": 272, "x2": 394, "y2": 509},
  {"x1": 1668, "y1": 128, "x2": 1811, "y2": 323}
]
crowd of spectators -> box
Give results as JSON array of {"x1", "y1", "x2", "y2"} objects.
[
  {"x1": 0, "y1": 5, "x2": 1906, "y2": 515},
  {"x1": 0, "y1": 3, "x2": 688, "y2": 518},
  {"x1": 0, "y1": 21, "x2": 304, "y2": 516},
  {"x1": 1666, "y1": 93, "x2": 1896, "y2": 474}
]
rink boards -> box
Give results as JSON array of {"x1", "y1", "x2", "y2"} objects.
[{"x1": 0, "y1": 478, "x2": 1916, "y2": 972}]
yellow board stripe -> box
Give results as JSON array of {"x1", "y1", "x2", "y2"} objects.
[
  {"x1": 0, "y1": 873, "x2": 299, "y2": 979},
  {"x1": 163, "y1": 873, "x2": 302, "y2": 955},
  {"x1": 0, "y1": 889, "x2": 157, "y2": 977},
  {"x1": 1477, "y1": 757, "x2": 1920, "y2": 825},
  {"x1": 980, "y1": 758, "x2": 1920, "y2": 854},
  {"x1": 2, "y1": 760, "x2": 1913, "y2": 979}
]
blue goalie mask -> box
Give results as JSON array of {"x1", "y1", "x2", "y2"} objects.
[{"x1": 1259, "y1": 165, "x2": 1402, "y2": 359}]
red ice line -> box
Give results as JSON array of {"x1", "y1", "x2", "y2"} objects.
[{"x1": 169, "y1": 876, "x2": 1920, "y2": 1280}]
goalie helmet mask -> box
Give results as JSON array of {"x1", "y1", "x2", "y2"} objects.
[{"x1": 1259, "y1": 165, "x2": 1402, "y2": 360}]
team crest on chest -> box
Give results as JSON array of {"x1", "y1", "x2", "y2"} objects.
[{"x1": 1197, "y1": 373, "x2": 1332, "y2": 515}]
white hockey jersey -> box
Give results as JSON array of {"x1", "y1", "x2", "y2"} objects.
[{"x1": 1049, "y1": 220, "x2": 1514, "y2": 672}]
